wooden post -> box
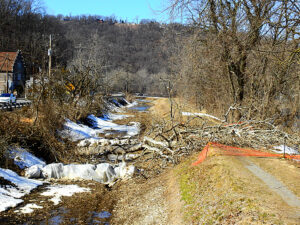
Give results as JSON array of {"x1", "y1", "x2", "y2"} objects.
[{"x1": 283, "y1": 136, "x2": 286, "y2": 158}]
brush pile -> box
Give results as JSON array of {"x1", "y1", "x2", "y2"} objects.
[
  {"x1": 76, "y1": 112, "x2": 300, "y2": 165},
  {"x1": 140, "y1": 117, "x2": 300, "y2": 163}
]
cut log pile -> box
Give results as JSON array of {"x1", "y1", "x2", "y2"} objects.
[{"x1": 76, "y1": 116, "x2": 300, "y2": 165}]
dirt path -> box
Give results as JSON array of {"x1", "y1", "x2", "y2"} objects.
[
  {"x1": 165, "y1": 170, "x2": 184, "y2": 225},
  {"x1": 112, "y1": 176, "x2": 168, "y2": 225},
  {"x1": 111, "y1": 170, "x2": 183, "y2": 225},
  {"x1": 241, "y1": 158, "x2": 300, "y2": 209}
]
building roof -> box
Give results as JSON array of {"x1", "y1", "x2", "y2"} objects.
[{"x1": 0, "y1": 51, "x2": 19, "y2": 72}]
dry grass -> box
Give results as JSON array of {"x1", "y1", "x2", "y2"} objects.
[
  {"x1": 164, "y1": 170, "x2": 184, "y2": 224},
  {"x1": 148, "y1": 97, "x2": 219, "y2": 128},
  {"x1": 0, "y1": 107, "x2": 65, "y2": 165},
  {"x1": 175, "y1": 154, "x2": 300, "y2": 224},
  {"x1": 149, "y1": 98, "x2": 172, "y2": 118}
]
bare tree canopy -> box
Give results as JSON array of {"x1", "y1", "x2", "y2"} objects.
[{"x1": 166, "y1": 0, "x2": 299, "y2": 124}]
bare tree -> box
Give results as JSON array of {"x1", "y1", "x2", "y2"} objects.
[{"x1": 167, "y1": 0, "x2": 300, "y2": 122}]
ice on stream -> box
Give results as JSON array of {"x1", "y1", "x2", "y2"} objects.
[{"x1": 25, "y1": 162, "x2": 137, "y2": 184}]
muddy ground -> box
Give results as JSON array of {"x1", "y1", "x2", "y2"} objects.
[{"x1": 0, "y1": 168, "x2": 183, "y2": 225}]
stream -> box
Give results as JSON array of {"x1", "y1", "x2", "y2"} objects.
[{"x1": 129, "y1": 99, "x2": 151, "y2": 112}]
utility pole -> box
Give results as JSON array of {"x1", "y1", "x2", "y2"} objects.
[
  {"x1": 48, "y1": 34, "x2": 52, "y2": 77},
  {"x1": 6, "y1": 54, "x2": 9, "y2": 93}
]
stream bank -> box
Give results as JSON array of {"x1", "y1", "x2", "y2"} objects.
[{"x1": 0, "y1": 96, "x2": 164, "y2": 224}]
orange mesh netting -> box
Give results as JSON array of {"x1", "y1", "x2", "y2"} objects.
[{"x1": 192, "y1": 142, "x2": 300, "y2": 166}]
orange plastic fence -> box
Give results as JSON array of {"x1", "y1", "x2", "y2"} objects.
[{"x1": 192, "y1": 142, "x2": 300, "y2": 166}]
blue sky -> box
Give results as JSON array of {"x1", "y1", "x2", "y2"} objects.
[{"x1": 44, "y1": 0, "x2": 168, "y2": 22}]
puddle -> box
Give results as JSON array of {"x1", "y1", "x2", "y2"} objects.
[
  {"x1": 130, "y1": 99, "x2": 152, "y2": 112},
  {"x1": 130, "y1": 106, "x2": 149, "y2": 111},
  {"x1": 104, "y1": 130, "x2": 128, "y2": 135},
  {"x1": 41, "y1": 207, "x2": 69, "y2": 225},
  {"x1": 35, "y1": 208, "x2": 112, "y2": 224},
  {"x1": 89, "y1": 211, "x2": 111, "y2": 224},
  {"x1": 95, "y1": 211, "x2": 112, "y2": 218},
  {"x1": 49, "y1": 215, "x2": 63, "y2": 225},
  {"x1": 136, "y1": 99, "x2": 151, "y2": 103}
]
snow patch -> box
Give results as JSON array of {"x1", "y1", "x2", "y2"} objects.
[
  {"x1": 8, "y1": 147, "x2": 46, "y2": 169},
  {"x1": 60, "y1": 119, "x2": 102, "y2": 141},
  {"x1": 182, "y1": 112, "x2": 224, "y2": 122},
  {"x1": 114, "y1": 162, "x2": 137, "y2": 180},
  {"x1": 107, "y1": 153, "x2": 139, "y2": 161},
  {"x1": 0, "y1": 168, "x2": 43, "y2": 212},
  {"x1": 95, "y1": 163, "x2": 116, "y2": 183},
  {"x1": 25, "y1": 164, "x2": 44, "y2": 178},
  {"x1": 105, "y1": 100, "x2": 123, "y2": 112},
  {"x1": 137, "y1": 99, "x2": 151, "y2": 103},
  {"x1": 272, "y1": 145, "x2": 299, "y2": 155},
  {"x1": 42, "y1": 163, "x2": 108, "y2": 183},
  {"x1": 87, "y1": 114, "x2": 140, "y2": 137},
  {"x1": 108, "y1": 97, "x2": 137, "y2": 109},
  {"x1": 41, "y1": 184, "x2": 90, "y2": 205},
  {"x1": 60, "y1": 114, "x2": 139, "y2": 142},
  {"x1": 77, "y1": 137, "x2": 139, "y2": 147},
  {"x1": 77, "y1": 138, "x2": 105, "y2": 147},
  {"x1": 140, "y1": 96, "x2": 162, "y2": 99},
  {"x1": 15, "y1": 203, "x2": 43, "y2": 214},
  {"x1": 0, "y1": 194, "x2": 23, "y2": 213},
  {"x1": 107, "y1": 113, "x2": 133, "y2": 120},
  {"x1": 125, "y1": 100, "x2": 138, "y2": 108}
]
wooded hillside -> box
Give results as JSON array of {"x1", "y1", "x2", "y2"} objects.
[
  {"x1": 0, "y1": 0, "x2": 299, "y2": 131},
  {"x1": 0, "y1": 0, "x2": 188, "y2": 96}
]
